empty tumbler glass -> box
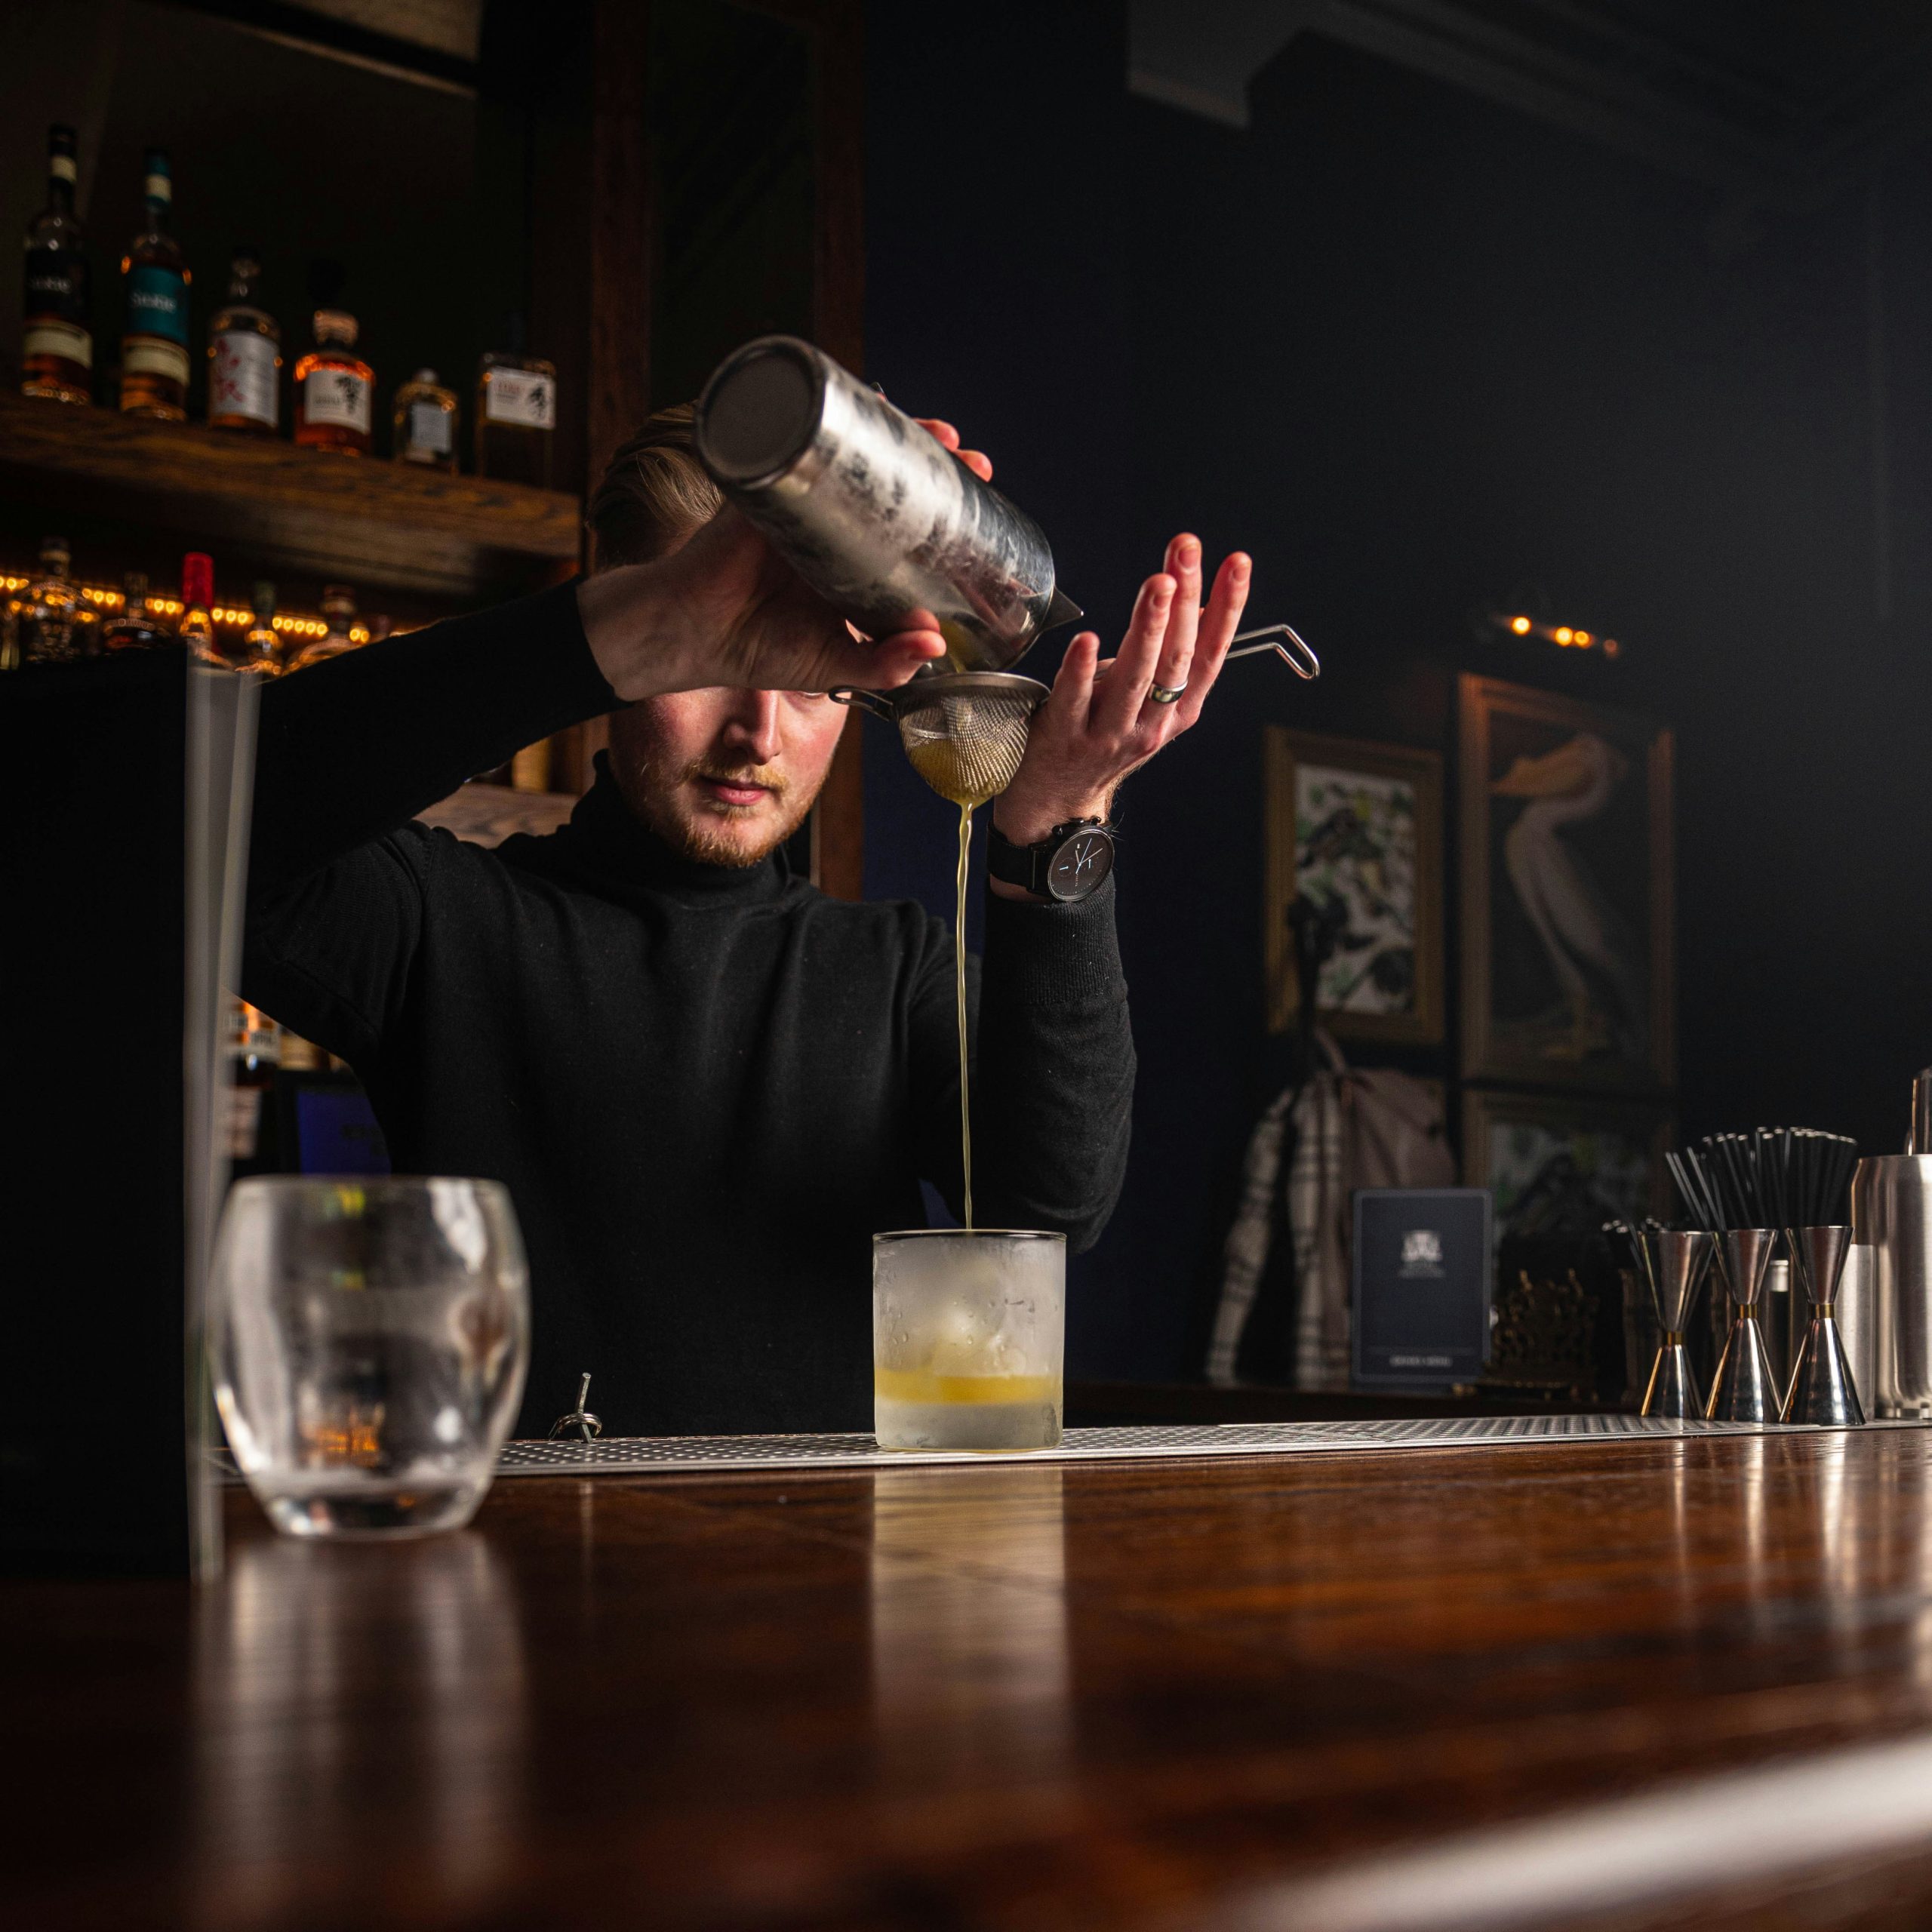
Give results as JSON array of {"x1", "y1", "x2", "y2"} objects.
[
  {"x1": 873, "y1": 1229, "x2": 1065, "y2": 1451},
  {"x1": 211, "y1": 1177, "x2": 530, "y2": 1537}
]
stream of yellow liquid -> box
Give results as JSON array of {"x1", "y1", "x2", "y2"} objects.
[{"x1": 955, "y1": 801, "x2": 974, "y2": 1229}]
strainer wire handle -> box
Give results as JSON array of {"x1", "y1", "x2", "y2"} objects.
[
  {"x1": 826, "y1": 687, "x2": 895, "y2": 718},
  {"x1": 1226, "y1": 623, "x2": 1320, "y2": 680}
]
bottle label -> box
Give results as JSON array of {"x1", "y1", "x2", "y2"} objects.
[
  {"x1": 123, "y1": 337, "x2": 189, "y2": 384},
  {"x1": 407, "y1": 398, "x2": 453, "y2": 455},
  {"x1": 23, "y1": 320, "x2": 92, "y2": 368},
  {"x1": 212, "y1": 331, "x2": 278, "y2": 426},
  {"x1": 223, "y1": 1085, "x2": 264, "y2": 1160},
  {"x1": 304, "y1": 365, "x2": 372, "y2": 433},
  {"x1": 126, "y1": 263, "x2": 188, "y2": 345},
  {"x1": 24, "y1": 250, "x2": 89, "y2": 324},
  {"x1": 484, "y1": 368, "x2": 555, "y2": 429}
]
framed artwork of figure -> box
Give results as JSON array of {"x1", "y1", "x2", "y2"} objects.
[
  {"x1": 1462, "y1": 1088, "x2": 1674, "y2": 1238},
  {"x1": 1264, "y1": 727, "x2": 1444, "y2": 1044},
  {"x1": 1458, "y1": 675, "x2": 1674, "y2": 1091}
]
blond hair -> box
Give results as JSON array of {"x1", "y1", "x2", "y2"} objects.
[{"x1": 587, "y1": 403, "x2": 722, "y2": 568}]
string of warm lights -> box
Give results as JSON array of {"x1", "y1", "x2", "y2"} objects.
[
  {"x1": 1490, "y1": 610, "x2": 1620, "y2": 657},
  {"x1": 0, "y1": 572, "x2": 372, "y2": 643}
]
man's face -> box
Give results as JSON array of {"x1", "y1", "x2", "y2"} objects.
[{"x1": 607, "y1": 685, "x2": 846, "y2": 867}]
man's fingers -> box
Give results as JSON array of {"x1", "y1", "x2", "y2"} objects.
[
  {"x1": 1047, "y1": 631, "x2": 1102, "y2": 735},
  {"x1": 1092, "y1": 572, "x2": 1175, "y2": 734},
  {"x1": 1174, "y1": 552, "x2": 1252, "y2": 727},
  {"x1": 831, "y1": 629, "x2": 946, "y2": 690},
  {"x1": 1147, "y1": 534, "x2": 1202, "y2": 703},
  {"x1": 914, "y1": 416, "x2": 993, "y2": 481}
]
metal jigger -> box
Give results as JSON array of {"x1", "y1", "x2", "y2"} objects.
[
  {"x1": 1786, "y1": 1226, "x2": 1866, "y2": 1426},
  {"x1": 1639, "y1": 1229, "x2": 1714, "y2": 1420},
  {"x1": 1707, "y1": 1229, "x2": 1780, "y2": 1422}
]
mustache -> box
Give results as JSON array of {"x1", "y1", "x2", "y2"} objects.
[{"x1": 686, "y1": 758, "x2": 788, "y2": 801}]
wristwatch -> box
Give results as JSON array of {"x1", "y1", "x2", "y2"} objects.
[{"x1": 988, "y1": 818, "x2": 1115, "y2": 903}]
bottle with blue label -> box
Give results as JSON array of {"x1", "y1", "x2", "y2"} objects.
[{"x1": 118, "y1": 148, "x2": 190, "y2": 420}]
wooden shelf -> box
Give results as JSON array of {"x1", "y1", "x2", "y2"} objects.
[{"x1": 0, "y1": 392, "x2": 582, "y2": 601}]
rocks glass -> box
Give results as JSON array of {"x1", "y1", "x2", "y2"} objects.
[
  {"x1": 211, "y1": 1177, "x2": 529, "y2": 1537},
  {"x1": 872, "y1": 1229, "x2": 1065, "y2": 1452}
]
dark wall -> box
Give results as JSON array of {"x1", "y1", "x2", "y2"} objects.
[{"x1": 875, "y1": 11, "x2": 1932, "y2": 1382}]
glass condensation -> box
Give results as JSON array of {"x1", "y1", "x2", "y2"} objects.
[{"x1": 872, "y1": 1229, "x2": 1066, "y2": 1451}]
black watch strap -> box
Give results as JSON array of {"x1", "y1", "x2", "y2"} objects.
[{"x1": 987, "y1": 818, "x2": 1115, "y2": 902}]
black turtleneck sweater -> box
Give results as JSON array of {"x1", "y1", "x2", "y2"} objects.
[{"x1": 242, "y1": 580, "x2": 1134, "y2": 1438}]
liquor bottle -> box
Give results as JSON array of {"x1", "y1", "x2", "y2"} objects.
[
  {"x1": 99, "y1": 570, "x2": 174, "y2": 653},
  {"x1": 118, "y1": 149, "x2": 190, "y2": 420},
  {"x1": 225, "y1": 997, "x2": 282, "y2": 1176},
  {"x1": 208, "y1": 247, "x2": 280, "y2": 435},
  {"x1": 19, "y1": 537, "x2": 82, "y2": 663},
  {"x1": 178, "y1": 552, "x2": 220, "y2": 666},
  {"x1": 284, "y1": 583, "x2": 358, "y2": 672},
  {"x1": 393, "y1": 368, "x2": 457, "y2": 470},
  {"x1": 21, "y1": 125, "x2": 93, "y2": 405},
  {"x1": 242, "y1": 581, "x2": 281, "y2": 675},
  {"x1": 294, "y1": 309, "x2": 374, "y2": 454},
  {"x1": 475, "y1": 318, "x2": 555, "y2": 488}
]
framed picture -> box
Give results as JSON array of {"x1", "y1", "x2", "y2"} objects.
[
  {"x1": 1459, "y1": 675, "x2": 1674, "y2": 1091},
  {"x1": 1264, "y1": 727, "x2": 1444, "y2": 1043},
  {"x1": 1462, "y1": 1088, "x2": 1675, "y2": 1238}
]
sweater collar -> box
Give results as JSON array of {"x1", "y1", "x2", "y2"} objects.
[{"x1": 516, "y1": 756, "x2": 792, "y2": 906}]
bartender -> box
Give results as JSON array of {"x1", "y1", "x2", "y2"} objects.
[{"x1": 243, "y1": 407, "x2": 1252, "y2": 1436}]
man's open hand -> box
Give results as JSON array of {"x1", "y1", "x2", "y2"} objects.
[{"x1": 990, "y1": 536, "x2": 1253, "y2": 879}]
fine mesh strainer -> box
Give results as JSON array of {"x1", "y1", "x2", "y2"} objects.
[
  {"x1": 829, "y1": 621, "x2": 1321, "y2": 807},
  {"x1": 831, "y1": 672, "x2": 1049, "y2": 807}
]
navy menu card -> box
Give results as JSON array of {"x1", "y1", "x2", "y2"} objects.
[{"x1": 1352, "y1": 1188, "x2": 1494, "y2": 1392}]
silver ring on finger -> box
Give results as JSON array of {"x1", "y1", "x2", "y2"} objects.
[{"x1": 1148, "y1": 681, "x2": 1186, "y2": 705}]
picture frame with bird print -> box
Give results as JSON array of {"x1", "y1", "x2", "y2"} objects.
[
  {"x1": 1263, "y1": 726, "x2": 1444, "y2": 1044},
  {"x1": 1458, "y1": 675, "x2": 1674, "y2": 1092}
]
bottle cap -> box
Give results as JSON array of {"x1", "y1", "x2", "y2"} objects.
[
  {"x1": 251, "y1": 580, "x2": 276, "y2": 617},
  {"x1": 410, "y1": 368, "x2": 439, "y2": 386},
  {"x1": 143, "y1": 149, "x2": 171, "y2": 203},
  {"x1": 182, "y1": 553, "x2": 214, "y2": 608},
  {"x1": 231, "y1": 244, "x2": 262, "y2": 276},
  {"x1": 321, "y1": 583, "x2": 355, "y2": 615},
  {"x1": 48, "y1": 126, "x2": 77, "y2": 183},
  {"x1": 314, "y1": 309, "x2": 358, "y2": 346},
  {"x1": 124, "y1": 570, "x2": 149, "y2": 601}
]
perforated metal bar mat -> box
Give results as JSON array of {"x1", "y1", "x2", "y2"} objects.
[{"x1": 497, "y1": 1414, "x2": 1811, "y2": 1478}]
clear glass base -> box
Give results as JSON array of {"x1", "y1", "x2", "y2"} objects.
[
  {"x1": 251, "y1": 1475, "x2": 488, "y2": 1539},
  {"x1": 874, "y1": 1395, "x2": 1062, "y2": 1454}
]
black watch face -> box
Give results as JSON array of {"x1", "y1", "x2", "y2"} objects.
[{"x1": 1048, "y1": 827, "x2": 1112, "y2": 901}]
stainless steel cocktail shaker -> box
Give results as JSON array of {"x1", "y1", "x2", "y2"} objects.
[
  {"x1": 694, "y1": 335, "x2": 1081, "y2": 675},
  {"x1": 1850, "y1": 1069, "x2": 1932, "y2": 1419}
]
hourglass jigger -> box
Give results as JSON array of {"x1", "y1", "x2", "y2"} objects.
[
  {"x1": 1786, "y1": 1225, "x2": 1866, "y2": 1427},
  {"x1": 1640, "y1": 1229, "x2": 1714, "y2": 1420},
  {"x1": 1709, "y1": 1229, "x2": 1780, "y2": 1422}
]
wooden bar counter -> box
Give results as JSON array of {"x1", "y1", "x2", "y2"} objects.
[{"x1": 11, "y1": 1426, "x2": 1932, "y2": 1929}]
